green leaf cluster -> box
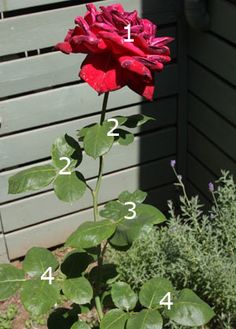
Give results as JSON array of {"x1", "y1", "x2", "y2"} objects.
[
  {"x1": 65, "y1": 189, "x2": 166, "y2": 251},
  {"x1": 8, "y1": 135, "x2": 86, "y2": 203},
  {"x1": 99, "y1": 277, "x2": 214, "y2": 328},
  {"x1": 100, "y1": 190, "x2": 166, "y2": 248},
  {"x1": 0, "y1": 247, "x2": 93, "y2": 318},
  {"x1": 0, "y1": 304, "x2": 18, "y2": 329},
  {"x1": 78, "y1": 114, "x2": 154, "y2": 157},
  {"x1": 4, "y1": 98, "x2": 216, "y2": 329},
  {"x1": 111, "y1": 171, "x2": 236, "y2": 328},
  {"x1": 8, "y1": 114, "x2": 154, "y2": 204}
]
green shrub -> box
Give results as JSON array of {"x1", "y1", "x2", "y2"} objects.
[
  {"x1": 110, "y1": 171, "x2": 236, "y2": 329},
  {"x1": 0, "y1": 304, "x2": 18, "y2": 329}
]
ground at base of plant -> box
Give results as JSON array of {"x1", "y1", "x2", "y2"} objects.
[{"x1": 0, "y1": 246, "x2": 99, "y2": 329}]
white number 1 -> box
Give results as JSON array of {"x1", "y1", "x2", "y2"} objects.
[
  {"x1": 159, "y1": 292, "x2": 173, "y2": 310},
  {"x1": 41, "y1": 267, "x2": 54, "y2": 285},
  {"x1": 124, "y1": 24, "x2": 134, "y2": 42}
]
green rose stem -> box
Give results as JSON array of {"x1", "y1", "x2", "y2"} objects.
[
  {"x1": 92, "y1": 91, "x2": 109, "y2": 321},
  {"x1": 92, "y1": 92, "x2": 109, "y2": 222}
]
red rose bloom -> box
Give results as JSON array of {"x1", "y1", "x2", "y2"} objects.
[{"x1": 56, "y1": 3, "x2": 173, "y2": 100}]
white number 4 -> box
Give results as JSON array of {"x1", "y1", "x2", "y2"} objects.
[
  {"x1": 159, "y1": 292, "x2": 173, "y2": 310},
  {"x1": 41, "y1": 267, "x2": 54, "y2": 285}
]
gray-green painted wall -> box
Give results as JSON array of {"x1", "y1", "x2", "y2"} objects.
[
  {"x1": 186, "y1": 0, "x2": 236, "y2": 201},
  {"x1": 0, "y1": 0, "x2": 179, "y2": 261}
]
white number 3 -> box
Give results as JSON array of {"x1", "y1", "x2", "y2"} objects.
[{"x1": 124, "y1": 202, "x2": 136, "y2": 219}]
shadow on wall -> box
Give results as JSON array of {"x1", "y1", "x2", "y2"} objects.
[{"x1": 139, "y1": 0, "x2": 178, "y2": 213}]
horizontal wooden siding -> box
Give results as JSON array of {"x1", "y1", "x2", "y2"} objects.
[
  {"x1": 187, "y1": 0, "x2": 236, "y2": 199},
  {"x1": 0, "y1": 0, "x2": 178, "y2": 260}
]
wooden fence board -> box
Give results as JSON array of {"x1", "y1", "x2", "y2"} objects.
[
  {"x1": 0, "y1": 27, "x2": 176, "y2": 99},
  {"x1": 186, "y1": 181, "x2": 211, "y2": 208},
  {"x1": 0, "y1": 65, "x2": 177, "y2": 135},
  {"x1": 0, "y1": 235, "x2": 9, "y2": 262},
  {"x1": 0, "y1": 0, "x2": 177, "y2": 14},
  {"x1": 188, "y1": 30, "x2": 236, "y2": 86},
  {"x1": 209, "y1": 0, "x2": 236, "y2": 44},
  {"x1": 0, "y1": 0, "x2": 73, "y2": 11},
  {"x1": 0, "y1": 52, "x2": 83, "y2": 98},
  {"x1": 0, "y1": 127, "x2": 177, "y2": 203},
  {"x1": 188, "y1": 94, "x2": 236, "y2": 161},
  {"x1": 188, "y1": 126, "x2": 236, "y2": 177},
  {"x1": 0, "y1": 90, "x2": 177, "y2": 170},
  {"x1": 6, "y1": 182, "x2": 175, "y2": 260},
  {"x1": 1, "y1": 155, "x2": 175, "y2": 232},
  {"x1": 188, "y1": 60, "x2": 236, "y2": 125},
  {"x1": 187, "y1": 155, "x2": 216, "y2": 197},
  {"x1": 0, "y1": 0, "x2": 179, "y2": 260},
  {"x1": 0, "y1": 0, "x2": 176, "y2": 56}
]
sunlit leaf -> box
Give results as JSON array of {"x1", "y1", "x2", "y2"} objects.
[
  {"x1": 0, "y1": 265, "x2": 25, "y2": 300},
  {"x1": 139, "y1": 277, "x2": 174, "y2": 309},
  {"x1": 83, "y1": 123, "x2": 114, "y2": 159},
  {"x1": 23, "y1": 247, "x2": 58, "y2": 277},
  {"x1": 118, "y1": 190, "x2": 147, "y2": 204},
  {"x1": 166, "y1": 289, "x2": 215, "y2": 326},
  {"x1": 62, "y1": 277, "x2": 93, "y2": 305},
  {"x1": 21, "y1": 280, "x2": 60, "y2": 315},
  {"x1": 66, "y1": 220, "x2": 116, "y2": 249},
  {"x1": 51, "y1": 134, "x2": 82, "y2": 170},
  {"x1": 8, "y1": 165, "x2": 56, "y2": 194},
  {"x1": 126, "y1": 309, "x2": 163, "y2": 329},
  {"x1": 111, "y1": 282, "x2": 138, "y2": 311},
  {"x1": 71, "y1": 320, "x2": 91, "y2": 329},
  {"x1": 100, "y1": 309, "x2": 128, "y2": 329},
  {"x1": 53, "y1": 171, "x2": 86, "y2": 203}
]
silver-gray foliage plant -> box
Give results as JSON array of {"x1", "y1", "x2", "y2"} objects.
[{"x1": 111, "y1": 171, "x2": 236, "y2": 329}]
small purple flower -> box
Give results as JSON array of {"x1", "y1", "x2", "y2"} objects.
[
  {"x1": 208, "y1": 182, "x2": 214, "y2": 192},
  {"x1": 170, "y1": 160, "x2": 176, "y2": 168}
]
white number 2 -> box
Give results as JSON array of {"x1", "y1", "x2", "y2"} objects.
[
  {"x1": 124, "y1": 24, "x2": 134, "y2": 42},
  {"x1": 124, "y1": 202, "x2": 136, "y2": 219},
  {"x1": 159, "y1": 292, "x2": 173, "y2": 310},
  {"x1": 107, "y1": 118, "x2": 119, "y2": 136},
  {"x1": 59, "y1": 157, "x2": 71, "y2": 175},
  {"x1": 41, "y1": 267, "x2": 54, "y2": 285}
]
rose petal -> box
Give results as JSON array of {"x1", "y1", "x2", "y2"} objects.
[
  {"x1": 99, "y1": 31, "x2": 145, "y2": 56},
  {"x1": 100, "y1": 4, "x2": 124, "y2": 14},
  {"x1": 125, "y1": 71, "x2": 155, "y2": 100},
  {"x1": 118, "y1": 56, "x2": 152, "y2": 82},
  {"x1": 84, "y1": 4, "x2": 98, "y2": 25},
  {"x1": 135, "y1": 56, "x2": 164, "y2": 70},
  {"x1": 55, "y1": 42, "x2": 72, "y2": 54},
  {"x1": 64, "y1": 29, "x2": 74, "y2": 42},
  {"x1": 150, "y1": 36, "x2": 174, "y2": 47},
  {"x1": 92, "y1": 22, "x2": 117, "y2": 33},
  {"x1": 79, "y1": 53, "x2": 124, "y2": 93},
  {"x1": 141, "y1": 18, "x2": 156, "y2": 38},
  {"x1": 74, "y1": 16, "x2": 90, "y2": 34},
  {"x1": 56, "y1": 3, "x2": 174, "y2": 100}
]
